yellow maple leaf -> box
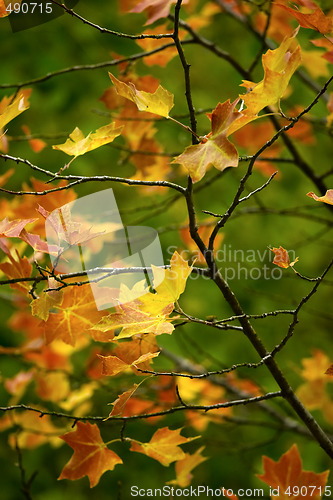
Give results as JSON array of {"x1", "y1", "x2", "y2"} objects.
[
  {"x1": 109, "y1": 73, "x2": 174, "y2": 118},
  {"x1": 31, "y1": 277, "x2": 64, "y2": 322},
  {"x1": 52, "y1": 122, "x2": 123, "y2": 159},
  {"x1": 307, "y1": 189, "x2": 333, "y2": 205},
  {"x1": 0, "y1": 89, "x2": 31, "y2": 129},
  {"x1": 230, "y1": 31, "x2": 301, "y2": 127},
  {"x1": 130, "y1": 427, "x2": 199, "y2": 466}
]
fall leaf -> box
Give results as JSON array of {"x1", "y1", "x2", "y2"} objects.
[
  {"x1": 31, "y1": 278, "x2": 64, "y2": 322},
  {"x1": 109, "y1": 73, "x2": 174, "y2": 118},
  {"x1": 0, "y1": 215, "x2": 61, "y2": 255},
  {"x1": 0, "y1": 89, "x2": 31, "y2": 129},
  {"x1": 0, "y1": 250, "x2": 32, "y2": 294},
  {"x1": 98, "y1": 351, "x2": 159, "y2": 376},
  {"x1": 19, "y1": 228, "x2": 62, "y2": 255},
  {"x1": 91, "y1": 300, "x2": 175, "y2": 340},
  {"x1": 38, "y1": 203, "x2": 105, "y2": 247},
  {"x1": 167, "y1": 447, "x2": 207, "y2": 487},
  {"x1": 257, "y1": 444, "x2": 329, "y2": 497},
  {"x1": 173, "y1": 100, "x2": 241, "y2": 182},
  {"x1": 270, "y1": 246, "x2": 299, "y2": 268},
  {"x1": 59, "y1": 422, "x2": 123, "y2": 487},
  {"x1": 130, "y1": 427, "x2": 198, "y2": 466},
  {"x1": 307, "y1": 189, "x2": 333, "y2": 205},
  {"x1": 237, "y1": 31, "x2": 301, "y2": 117},
  {"x1": 296, "y1": 351, "x2": 332, "y2": 413},
  {"x1": 122, "y1": 0, "x2": 188, "y2": 25},
  {"x1": 300, "y1": 350, "x2": 332, "y2": 382},
  {"x1": 0, "y1": 216, "x2": 37, "y2": 238},
  {"x1": 52, "y1": 123, "x2": 123, "y2": 160},
  {"x1": 113, "y1": 334, "x2": 159, "y2": 372},
  {"x1": 108, "y1": 383, "x2": 140, "y2": 416},
  {"x1": 92, "y1": 251, "x2": 191, "y2": 339},
  {"x1": 42, "y1": 285, "x2": 108, "y2": 346},
  {"x1": 276, "y1": 4, "x2": 333, "y2": 34},
  {"x1": 135, "y1": 24, "x2": 182, "y2": 67}
]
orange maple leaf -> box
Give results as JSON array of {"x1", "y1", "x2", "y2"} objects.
[
  {"x1": 257, "y1": 444, "x2": 329, "y2": 498},
  {"x1": 307, "y1": 190, "x2": 333, "y2": 205},
  {"x1": 98, "y1": 351, "x2": 159, "y2": 377},
  {"x1": 108, "y1": 383, "x2": 140, "y2": 416},
  {"x1": 276, "y1": 3, "x2": 333, "y2": 34},
  {"x1": 172, "y1": 100, "x2": 241, "y2": 183},
  {"x1": 59, "y1": 422, "x2": 122, "y2": 487},
  {"x1": 0, "y1": 250, "x2": 32, "y2": 294},
  {"x1": 270, "y1": 246, "x2": 299, "y2": 268},
  {"x1": 130, "y1": 427, "x2": 199, "y2": 466},
  {"x1": 42, "y1": 285, "x2": 108, "y2": 346}
]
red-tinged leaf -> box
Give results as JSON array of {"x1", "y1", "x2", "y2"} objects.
[
  {"x1": 37, "y1": 204, "x2": 105, "y2": 246},
  {"x1": 19, "y1": 228, "x2": 62, "y2": 256},
  {"x1": 130, "y1": 427, "x2": 199, "y2": 466},
  {"x1": 0, "y1": 250, "x2": 33, "y2": 294},
  {"x1": 307, "y1": 189, "x2": 333, "y2": 205},
  {"x1": 109, "y1": 73, "x2": 174, "y2": 118},
  {"x1": 108, "y1": 383, "x2": 140, "y2": 416},
  {"x1": 0, "y1": 89, "x2": 31, "y2": 129},
  {"x1": 122, "y1": 0, "x2": 188, "y2": 25},
  {"x1": 59, "y1": 422, "x2": 122, "y2": 487},
  {"x1": 270, "y1": 246, "x2": 299, "y2": 268},
  {"x1": 276, "y1": 4, "x2": 333, "y2": 34},
  {"x1": 0, "y1": 217, "x2": 37, "y2": 238},
  {"x1": 167, "y1": 446, "x2": 207, "y2": 487},
  {"x1": 173, "y1": 100, "x2": 241, "y2": 182},
  {"x1": 98, "y1": 351, "x2": 159, "y2": 377},
  {"x1": 257, "y1": 444, "x2": 329, "y2": 497}
]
